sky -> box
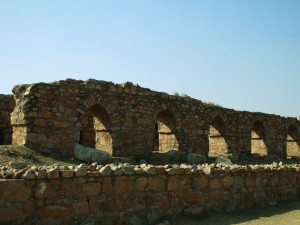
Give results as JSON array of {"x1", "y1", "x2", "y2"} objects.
[{"x1": 0, "y1": 0, "x2": 299, "y2": 117}]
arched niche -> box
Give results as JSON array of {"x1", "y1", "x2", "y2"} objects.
[
  {"x1": 208, "y1": 116, "x2": 228, "y2": 157},
  {"x1": 251, "y1": 121, "x2": 268, "y2": 156},
  {"x1": 154, "y1": 110, "x2": 179, "y2": 151},
  {"x1": 287, "y1": 125, "x2": 300, "y2": 157},
  {"x1": 79, "y1": 104, "x2": 112, "y2": 154}
]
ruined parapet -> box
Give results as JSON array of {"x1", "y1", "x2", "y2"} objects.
[
  {"x1": 0, "y1": 94, "x2": 15, "y2": 144},
  {"x1": 9, "y1": 78, "x2": 300, "y2": 158}
]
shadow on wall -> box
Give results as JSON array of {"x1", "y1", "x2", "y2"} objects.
[
  {"x1": 287, "y1": 125, "x2": 300, "y2": 157},
  {"x1": 208, "y1": 116, "x2": 229, "y2": 157},
  {"x1": 155, "y1": 110, "x2": 179, "y2": 151},
  {"x1": 251, "y1": 121, "x2": 268, "y2": 156}
]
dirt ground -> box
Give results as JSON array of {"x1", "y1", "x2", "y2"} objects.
[
  {"x1": 157, "y1": 198, "x2": 300, "y2": 225},
  {"x1": 1, "y1": 144, "x2": 300, "y2": 167}
]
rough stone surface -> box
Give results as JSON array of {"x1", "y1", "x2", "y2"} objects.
[
  {"x1": 0, "y1": 164, "x2": 299, "y2": 224},
  {"x1": 4, "y1": 79, "x2": 298, "y2": 158},
  {"x1": 74, "y1": 144, "x2": 111, "y2": 163},
  {"x1": 187, "y1": 153, "x2": 206, "y2": 164},
  {"x1": 215, "y1": 155, "x2": 233, "y2": 165},
  {"x1": 99, "y1": 165, "x2": 112, "y2": 176}
]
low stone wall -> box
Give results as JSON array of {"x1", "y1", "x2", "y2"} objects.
[{"x1": 0, "y1": 163, "x2": 299, "y2": 225}]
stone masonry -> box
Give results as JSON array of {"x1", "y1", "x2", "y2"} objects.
[
  {"x1": 4, "y1": 78, "x2": 299, "y2": 158},
  {"x1": 0, "y1": 163, "x2": 299, "y2": 224}
]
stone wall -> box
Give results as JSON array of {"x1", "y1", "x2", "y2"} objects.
[
  {"x1": 0, "y1": 163, "x2": 299, "y2": 224},
  {"x1": 10, "y1": 79, "x2": 300, "y2": 158},
  {"x1": 0, "y1": 94, "x2": 15, "y2": 145}
]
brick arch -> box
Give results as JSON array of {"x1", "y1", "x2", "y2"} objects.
[
  {"x1": 247, "y1": 115, "x2": 269, "y2": 135},
  {"x1": 286, "y1": 124, "x2": 300, "y2": 157},
  {"x1": 207, "y1": 110, "x2": 229, "y2": 125},
  {"x1": 153, "y1": 106, "x2": 180, "y2": 151},
  {"x1": 251, "y1": 120, "x2": 268, "y2": 156},
  {"x1": 81, "y1": 94, "x2": 115, "y2": 115}
]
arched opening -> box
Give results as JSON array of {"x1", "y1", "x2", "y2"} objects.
[
  {"x1": 208, "y1": 116, "x2": 228, "y2": 157},
  {"x1": 251, "y1": 121, "x2": 267, "y2": 156},
  {"x1": 80, "y1": 105, "x2": 112, "y2": 154},
  {"x1": 287, "y1": 125, "x2": 300, "y2": 157},
  {"x1": 79, "y1": 111, "x2": 96, "y2": 148},
  {"x1": 154, "y1": 110, "x2": 179, "y2": 151}
]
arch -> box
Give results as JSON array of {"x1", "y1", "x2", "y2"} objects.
[
  {"x1": 79, "y1": 104, "x2": 113, "y2": 154},
  {"x1": 208, "y1": 116, "x2": 228, "y2": 157},
  {"x1": 251, "y1": 121, "x2": 268, "y2": 156},
  {"x1": 286, "y1": 125, "x2": 300, "y2": 157},
  {"x1": 154, "y1": 110, "x2": 179, "y2": 151}
]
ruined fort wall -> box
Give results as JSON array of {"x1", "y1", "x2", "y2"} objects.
[
  {"x1": 0, "y1": 94, "x2": 15, "y2": 144},
  {"x1": 10, "y1": 79, "x2": 300, "y2": 157},
  {"x1": 0, "y1": 164, "x2": 299, "y2": 224}
]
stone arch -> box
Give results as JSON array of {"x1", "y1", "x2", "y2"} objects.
[
  {"x1": 208, "y1": 116, "x2": 228, "y2": 157},
  {"x1": 78, "y1": 95, "x2": 113, "y2": 154},
  {"x1": 154, "y1": 109, "x2": 179, "y2": 151},
  {"x1": 251, "y1": 121, "x2": 268, "y2": 156},
  {"x1": 89, "y1": 104, "x2": 112, "y2": 154},
  {"x1": 208, "y1": 110, "x2": 229, "y2": 125},
  {"x1": 287, "y1": 124, "x2": 300, "y2": 157}
]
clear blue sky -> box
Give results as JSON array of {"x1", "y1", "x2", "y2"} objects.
[{"x1": 0, "y1": 0, "x2": 299, "y2": 117}]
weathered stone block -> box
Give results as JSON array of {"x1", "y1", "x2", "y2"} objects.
[
  {"x1": 114, "y1": 178, "x2": 133, "y2": 193},
  {"x1": 181, "y1": 192, "x2": 204, "y2": 204},
  {"x1": 102, "y1": 177, "x2": 113, "y2": 193},
  {"x1": 0, "y1": 208, "x2": 27, "y2": 222},
  {"x1": 192, "y1": 176, "x2": 208, "y2": 190},
  {"x1": 222, "y1": 176, "x2": 235, "y2": 188},
  {"x1": 4, "y1": 181, "x2": 31, "y2": 202},
  {"x1": 35, "y1": 182, "x2": 57, "y2": 199},
  {"x1": 209, "y1": 178, "x2": 222, "y2": 189},
  {"x1": 73, "y1": 201, "x2": 89, "y2": 215},
  {"x1": 167, "y1": 176, "x2": 189, "y2": 191},
  {"x1": 82, "y1": 182, "x2": 101, "y2": 196},
  {"x1": 135, "y1": 177, "x2": 148, "y2": 191},
  {"x1": 35, "y1": 205, "x2": 71, "y2": 218},
  {"x1": 148, "y1": 177, "x2": 166, "y2": 192}
]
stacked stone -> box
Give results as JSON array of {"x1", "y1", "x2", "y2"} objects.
[
  {"x1": 1, "y1": 162, "x2": 299, "y2": 180},
  {"x1": 0, "y1": 162, "x2": 300, "y2": 224},
  {"x1": 9, "y1": 79, "x2": 300, "y2": 158}
]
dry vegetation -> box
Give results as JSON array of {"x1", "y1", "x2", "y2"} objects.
[
  {"x1": 1, "y1": 145, "x2": 300, "y2": 167},
  {"x1": 0, "y1": 145, "x2": 81, "y2": 166}
]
